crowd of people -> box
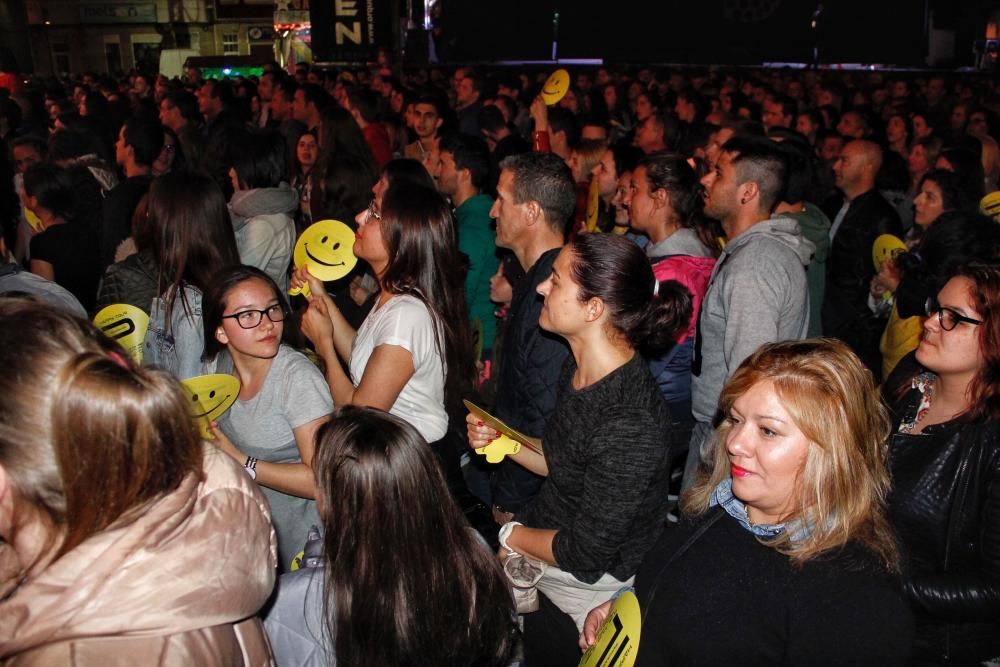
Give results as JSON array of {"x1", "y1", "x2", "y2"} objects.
[{"x1": 0, "y1": 58, "x2": 998, "y2": 665}]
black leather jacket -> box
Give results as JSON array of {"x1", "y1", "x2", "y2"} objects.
[{"x1": 887, "y1": 382, "x2": 1000, "y2": 665}]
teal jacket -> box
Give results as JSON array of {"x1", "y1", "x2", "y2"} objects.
[{"x1": 455, "y1": 194, "x2": 499, "y2": 353}]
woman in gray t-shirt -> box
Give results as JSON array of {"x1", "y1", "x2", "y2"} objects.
[{"x1": 202, "y1": 265, "x2": 333, "y2": 571}]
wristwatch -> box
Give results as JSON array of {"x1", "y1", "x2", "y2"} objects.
[{"x1": 244, "y1": 456, "x2": 258, "y2": 480}]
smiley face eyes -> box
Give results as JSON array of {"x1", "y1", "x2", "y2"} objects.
[
  {"x1": 190, "y1": 390, "x2": 218, "y2": 402},
  {"x1": 319, "y1": 235, "x2": 341, "y2": 250}
]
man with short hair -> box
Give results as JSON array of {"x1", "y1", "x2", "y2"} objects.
[
  {"x1": 404, "y1": 96, "x2": 444, "y2": 162},
  {"x1": 159, "y1": 90, "x2": 200, "y2": 133},
  {"x1": 529, "y1": 98, "x2": 579, "y2": 161},
  {"x1": 269, "y1": 77, "x2": 305, "y2": 168},
  {"x1": 762, "y1": 94, "x2": 796, "y2": 130},
  {"x1": 684, "y1": 136, "x2": 813, "y2": 486},
  {"x1": 822, "y1": 139, "x2": 903, "y2": 377},
  {"x1": 634, "y1": 112, "x2": 674, "y2": 155},
  {"x1": 436, "y1": 134, "x2": 500, "y2": 357},
  {"x1": 479, "y1": 104, "x2": 530, "y2": 174},
  {"x1": 836, "y1": 109, "x2": 871, "y2": 140},
  {"x1": 590, "y1": 144, "x2": 640, "y2": 233},
  {"x1": 293, "y1": 82, "x2": 328, "y2": 134},
  {"x1": 704, "y1": 119, "x2": 766, "y2": 167},
  {"x1": 197, "y1": 79, "x2": 231, "y2": 127},
  {"x1": 487, "y1": 152, "x2": 574, "y2": 520},
  {"x1": 102, "y1": 118, "x2": 163, "y2": 269},
  {"x1": 257, "y1": 71, "x2": 277, "y2": 128},
  {"x1": 456, "y1": 72, "x2": 484, "y2": 136},
  {"x1": 160, "y1": 90, "x2": 205, "y2": 167}
]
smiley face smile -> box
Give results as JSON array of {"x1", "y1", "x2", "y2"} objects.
[
  {"x1": 191, "y1": 392, "x2": 233, "y2": 418},
  {"x1": 304, "y1": 243, "x2": 346, "y2": 267}
]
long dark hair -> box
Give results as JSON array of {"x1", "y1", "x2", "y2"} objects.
[
  {"x1": 638, "y1": 152, "x2": 723, "y2": 256},
  {"x1": 568, "y1": 233, "x2": 693, "y2": 355},
  {"x1": 313, "y1": 406, "x2": 517, "y2": 666},
  {"x1": 144, "y1": 171, "x2": 240, "y2": 324},
  {"x1": 378, "y1": 181, "x2": 477, "y2": 417}
]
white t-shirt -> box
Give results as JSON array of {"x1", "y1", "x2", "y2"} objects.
[{"x1": 350, "y1": 294, "x2": 448, "y2": 442}]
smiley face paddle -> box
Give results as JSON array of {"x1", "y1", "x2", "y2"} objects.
[
  {"x1": 180, "y1": 374, "x2": 241, "y2": 439},
  {"x1": 289, "y1": 219, "x2": 359, "y2": 298},
  {"x1": 541, "y1": 69, "x2": 571, "y2": 106}
]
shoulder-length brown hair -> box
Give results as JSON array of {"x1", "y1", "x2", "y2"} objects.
[
  {"x1": 684, "y1": 338, "x2": 899, "y2": 569},
  {"x1": 0, "y1": 299, "x2": 203, "y2": 561}
]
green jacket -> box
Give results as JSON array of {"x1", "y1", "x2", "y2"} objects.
[{"x1": 456, "y1": 194, "x2": 499, "y2": 353}]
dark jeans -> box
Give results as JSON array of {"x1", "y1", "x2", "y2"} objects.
[{"x1": 523, "y1": 592, "x2": 584, "y2": 666}]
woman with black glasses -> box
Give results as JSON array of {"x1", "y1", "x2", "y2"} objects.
[
  {"x1": 886, "y1": 262, "x2": 1000, "y2": 665},
  {"x1": 202, "y1": 264, "x2": 333, "y2": 571}
]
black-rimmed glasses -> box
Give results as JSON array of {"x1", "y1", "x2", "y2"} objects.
[
  {"x1": 925, "y1": 298, "x2": 983, "y2": 331},
  {"x1": 222, "y1": 303, "x2": 286, "y2": 329}
]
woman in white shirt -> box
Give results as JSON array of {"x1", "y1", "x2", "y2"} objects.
[{"x1": 296, "y1": 180, "x2": 476, "y2": 449}]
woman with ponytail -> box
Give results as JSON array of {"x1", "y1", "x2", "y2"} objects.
[
  {"x1": 623, "y1": 153, "x2": 719, "y2": 446},
  {"x1": 467, "y1": 232, "x2": 692, "y2": 665}
]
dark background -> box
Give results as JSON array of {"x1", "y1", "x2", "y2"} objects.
[{"x1": 437, "y1": 0, "x2": 931, "y2": 65}]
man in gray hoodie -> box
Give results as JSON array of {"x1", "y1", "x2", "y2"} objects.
[{"x1": 682, "y1": 136, "x2": 814, "y2": 488}]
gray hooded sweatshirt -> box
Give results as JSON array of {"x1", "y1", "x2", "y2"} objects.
[
  {"x1": 691, "y1": 216, "x2": 814, "y2": 423},
  {"x1": 229, "y1": 183, "x2": 300, "y2": 294}
]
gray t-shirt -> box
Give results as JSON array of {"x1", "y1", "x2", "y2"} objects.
[{"x1": 218, "y1": 345, "x2": 333, "y2": 570}]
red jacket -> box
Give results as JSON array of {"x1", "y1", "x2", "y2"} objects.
[{"x1": 363, "y1": 122, "x2": 393, "y2": 169}]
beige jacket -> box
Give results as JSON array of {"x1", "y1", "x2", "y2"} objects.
[{"x1": 0, "y1": 447, "x2": 278, "y2": 665}]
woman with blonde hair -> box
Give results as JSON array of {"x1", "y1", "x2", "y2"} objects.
[
  {"x1": 0, "y1": 299, "x2": 276, "y2": 664},
  {"x1": 581, "y1": 339, "x2": 914, "y2": 666}
]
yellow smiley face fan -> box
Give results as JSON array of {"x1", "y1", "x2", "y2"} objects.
[
  {"x1": 288, "y1": 219, "x2": 359, "y2": 298},
  {"x1": 541, "y1": 69, "x2": 571, "y2": 106},
  {"x1": 180, "y1": 374, "x2": 241, "y2": 439}
]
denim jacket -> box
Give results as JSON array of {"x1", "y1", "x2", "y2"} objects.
[
  {"x1": 143, "y1": 284, "x2": 205, "y2": 380},
  {"x1": 710, "y1": 478, "x2": 811, "y2": 542}
]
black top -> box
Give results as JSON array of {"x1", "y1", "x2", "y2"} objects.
[
  {"x1": 518, "y1": 352, "x2": 672, "y2": 583},
  {"x1": 634, "y1": 508, "x2": 914, "y2": 667},
  {"x1": 491, "y1": 246, "x2": 570, "y2": 513},
  {"x1": 29, "y1": 219, "x2": 101, "y2": 312},
  {"x1": 100, "y1": 175, "x2": 153, "y2": 270},
  {"x1": 822, "y1": 188, "x2": 903, "y2": 376},
  {"x1": 887, "y1": 382, "x2": 1000, "y2": 664}
]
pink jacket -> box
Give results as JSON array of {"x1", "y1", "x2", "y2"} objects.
[{"x1": 0, "y1": 447, "x2": 278, "y2": 665}]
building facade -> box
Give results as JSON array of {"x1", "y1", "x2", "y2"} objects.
[{"x1": 19, "y1": 0, "x2": 278, "y2": 76}]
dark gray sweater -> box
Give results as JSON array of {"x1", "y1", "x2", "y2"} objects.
[{"x1": 518, "y1": 352, "x2": 672, "y2": 584}]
